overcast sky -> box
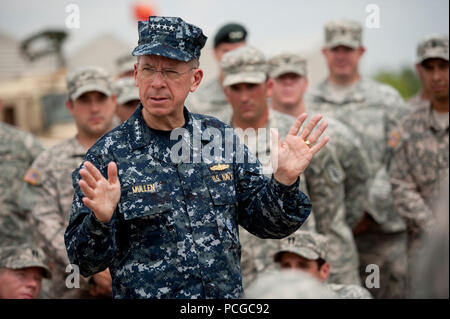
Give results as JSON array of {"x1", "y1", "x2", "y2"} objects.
[{"x1": 0, "y1": 0, "x2": 448, "y2": 76}]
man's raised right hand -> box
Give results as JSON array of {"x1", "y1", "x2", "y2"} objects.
[{"x1": 78, "y1": 161, "x2": 121, "y2": 223}]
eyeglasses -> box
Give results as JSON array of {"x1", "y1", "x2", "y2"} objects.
[{"x1": 137, "y1": 66, "x2": 196, "y2": 81}]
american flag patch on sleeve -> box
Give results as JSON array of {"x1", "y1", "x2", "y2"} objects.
[{"x1": 24, "y1": 168, "x2": 41, "y2": 185}]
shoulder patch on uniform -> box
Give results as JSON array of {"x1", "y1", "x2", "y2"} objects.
[
  {"x1": 388, "y1": 130, "x2": 401, "y2": 148},
  {"x1": 24, "y1": 168, "x2": 41, "y2": 185}
]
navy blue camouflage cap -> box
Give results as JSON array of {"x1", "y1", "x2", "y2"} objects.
[{"x1": 132, "y1": 16, "x2": 208, "y2": 62}]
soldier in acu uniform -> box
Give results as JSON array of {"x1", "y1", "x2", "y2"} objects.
[
  {"x1": 0, "y1": 120, "x2": 43, "y2": 246},
  {"x1": 115, "y1": 53, "x2": 136, "y2": 79},
  {"x1": 113, "y1": 77, "x2": 140, "y2": 123},
  {"x1": 267, "y1": 53, "x2": 373, "y2": 285},
  {"x1": 273, "y1": 231, "x2": 372, "y2": 299},
  {"x1": 221, "y1": 45, "x2": 360, "y2": 287},
  {"x1": 0, "y1": 244, "x2": 52, "y2": 299},
  {"x1": 19, "y1": 66, "x2": 116, "y2": 298},
  {"x1": 390, "y1": 34, "x2": 449, "y2": 293},
  {"x1": 187, "y1": 23, "x2": 248, "y2": 122},
  {"x1": 306, "y1": 19, "x2": 409, "y2": 298}
]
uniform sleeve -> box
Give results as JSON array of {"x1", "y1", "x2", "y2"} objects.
[
  {"x1": 64, "y1": 153, "x2": 116, "y2": 277},
  {"x1": 390, "y1": 135, "x2": 433, "y2": 235},
  {"x1": 20, "y1": 160, "x2": 69, "y2": 265},
  {"x1": 2, "y1": 133, "x2": 43, "y2": 220},
  {"x1": 303, "y1": 146, "x2": 345, "y2": 234},
  {"x1": 22, "y1": 131, "x2": 44, "y2": 161},
  {"x1": 335, "y1": 138, "x2": 371, "y2": 228},
  {"x1": 234, "y1": 143, "x2": 311, "y2": 239}
]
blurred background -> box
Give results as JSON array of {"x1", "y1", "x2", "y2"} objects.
[{"x1": 0, "y1": 0, "x2": 448, "y2": 147}]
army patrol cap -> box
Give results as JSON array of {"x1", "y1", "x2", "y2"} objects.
[
  {"x1": 214, "y1": 23, "x2": 247, "y2": 48},
  {"x1": 268, "y1": 53, "x2": 307, "y2": 78},
  {"x1": 417, "y1": 34, "x2": 449, "y2": 64},
  {"x1": 113, "y1": 78, "x2": 140, "y2": 105},
  {"x1": 132, "y1": 16, "x2": 207, "y2": 62},
  {"x1": 116, "y1": 53, "x2": 136, "y2": 76},
  {"x1": 221, "y1": 46, "x2": 268, "y2": 87},
  {"x1": 0, "y1": 244, "x2": 52, "y2": 279},
  {"x1": 324, "y1": 19, "x2": 363, "y2": 49},
  {"x1": 66, "y1": 66, "x2": 113, "y2": 101},
  {"x1": 274, "y1": 231, "x2": 328, "y2": 262}
]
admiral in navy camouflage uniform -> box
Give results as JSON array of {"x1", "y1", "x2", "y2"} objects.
[
  {"x1": 220, "y1": 46, "x2": 359, "y2": 287},
  {"x1": 64, "y1": 16, "x2": 318, "y2": 299},
  {"x1": 186, "y1": 23, "x2": 248, "y2": 122}
]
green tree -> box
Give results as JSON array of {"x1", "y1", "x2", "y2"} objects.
[{"x1": 373, "y1": 66, "x2": 422, "y2": 100}]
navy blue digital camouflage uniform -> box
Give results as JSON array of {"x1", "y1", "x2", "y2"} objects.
[
  {"x1": 64, "y1": 15, "x2": 312, "y2": 299},
  {"x1": 65, "y1": 104, "x2": 311, "y2": 298}
]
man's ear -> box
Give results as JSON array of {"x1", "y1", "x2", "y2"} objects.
[
  {"x1": 319, "y1": 262, "x2": 330, "y2": 282},
  {"x1": 189, "y1": 68, "x2": 204, "y2": 93},
  {"x1": 110, "y1": 95, "x2": 117, "y2": 112},
  {"x1": 301, "y1": 77, "x2": 309, "y2": 93},
  {"x1": 134, "y1": 63, "x2": 139, "y2": 87},
  {"x1": 223, "y1": 86, "x2": 233, "y2": 104},
  {"x1": 358, "y1": 46, "x2": 366, "y2": 58},
  {"x1": 66, "y1": 100, "x2": 74, "y2": 115},
  {"x1": 267, "y1": 78, "x2": 274, "y2": 97},
  {"x1": 415, "y1": 63, "x2": 422, "y2": 76}
]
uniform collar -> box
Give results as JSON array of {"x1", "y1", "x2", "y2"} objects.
[
  {"x1": 208, "y1": 78, "x2": 228, "y2": 104},
  {"x1": 310, "y1": 77, "x2": 366, "y2": 105},
  {"x1": 69, "y1": 136, "x2": 88, "y2": 157},
  {"x1": 229, "y1": 106, "x2": 275, "y2": 157},
  {"x1": 424, "y1": 102, "x2": 449, "y2": 133},
  {"x1": 127, "y1": 103, "x2": 212, "y2": 163}
]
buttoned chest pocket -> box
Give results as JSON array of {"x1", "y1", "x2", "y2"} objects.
[
  {"x1": 120, "y1": 183, "x2": 173, "y2": 218},
  {"x1": 308, "y1": 150, "x2": 345, "y2": 186},
  {"x1": 203, "y1": 165, "x2": 240, "y2": 250},
  {"x1": 407, "y1": 140, "x2": 439, "y2": 187},
  {"x1": 203, "y1": 165, "x2": 237, "y2": 205},
  {"x1": 118, "y1": 183, "x2": 175, "y2": 260}
]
